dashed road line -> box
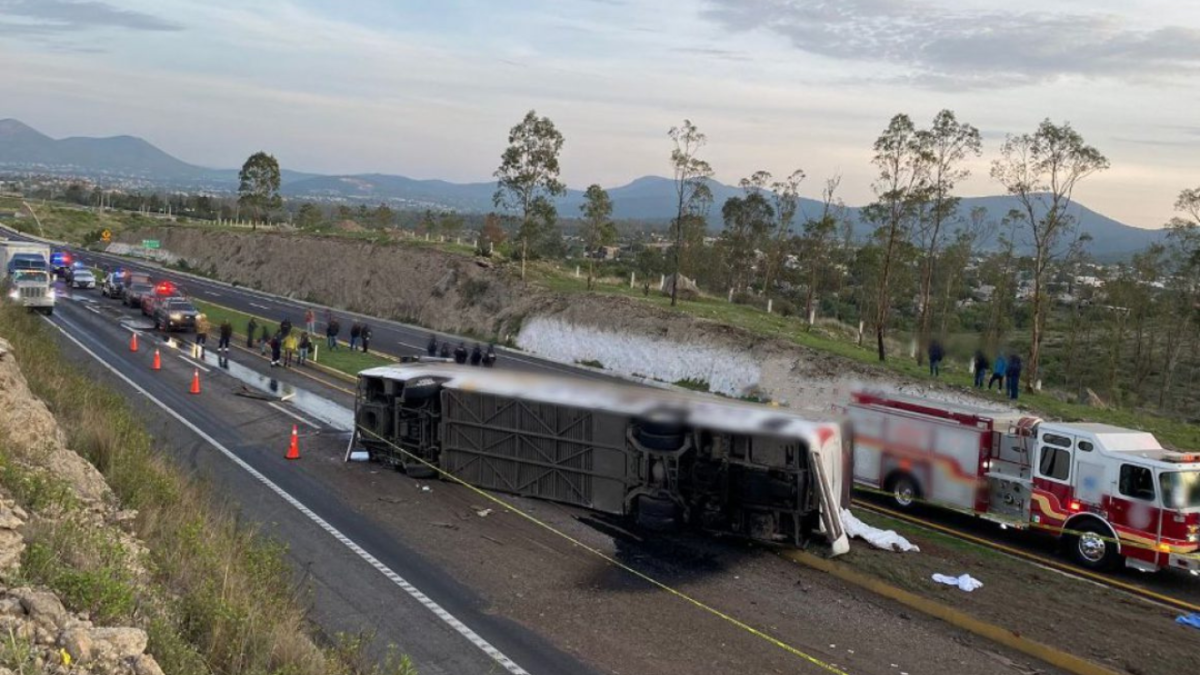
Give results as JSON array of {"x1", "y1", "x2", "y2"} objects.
[
  {"x1": 40, "y1": 314, "x2": 532, "y2": 675},
  {"x1": 179, "y1": 355, "x2": 211, "y2": 372}
]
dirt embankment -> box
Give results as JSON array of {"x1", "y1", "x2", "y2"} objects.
[{"x1": 114, "y1": 226, "x2": 1004, "y2": 412}]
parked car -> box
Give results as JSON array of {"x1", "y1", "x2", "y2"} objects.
[
  {"x1": 153, "y1": 297, "x2": 199, "y2": 332},
  {"x1": 101, "y1": 272, "x2": 126, "y2": 299},
  {"x1": 123, "y1": 282, "x2": 154, "y2": 309},
  {"x1": 141, "y1": 280, "x2": 183, "y2": 316},
  {"x1": 70, "y1": 269, "x2": 96, "y2": 290},
  {"x1": 121, "y1": 272, "x2": 151, "y2": 298}
]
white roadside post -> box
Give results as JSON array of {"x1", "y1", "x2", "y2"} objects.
[{"x1": 767, "y1": 299, "x2": 773, "y2": 314}]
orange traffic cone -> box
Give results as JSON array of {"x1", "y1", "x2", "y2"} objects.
[
  {"x1": 129, "y1": 332, "x2": 139, "y2": 352},
  {"x1": 286, "y1": 425, "x2": 300, "y2": 460},
  {"x1": 152, "y1": 349, "x2": 162, "y2": 371},
  {"x1": 189, "y1": 369, "x2": 201, "y2": 395}
]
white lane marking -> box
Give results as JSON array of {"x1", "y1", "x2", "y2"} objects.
[
  {"x1": 179, "y1": 355, "x2": 211, "y2": 373},
  {"x1": 86, "y1": 305, "x2": 102, "y2": 315},
  {"x1": 250, "y1": 302, "x2": 271, "y2": 310},
  {"x1": 209, "y1": 292, "x2": 222, "y2": 297},
  {"x1": 267, "y1": 402, "x2": 320, "y2": 428},
  {"x1": 39, "y1": 315, "x2": 531, "y2": 675}
]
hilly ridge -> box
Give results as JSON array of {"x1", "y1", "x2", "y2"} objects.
[{"x1": 0, "y1": 118, "x2": 1167, "y2": 256}]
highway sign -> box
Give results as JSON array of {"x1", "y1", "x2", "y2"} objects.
[
  {"x1": 142, "y1": 239, "x2": 160, "y2": 249},
  {"x1": 101, "y1": 229, "x2": 112, "y2": 243}
]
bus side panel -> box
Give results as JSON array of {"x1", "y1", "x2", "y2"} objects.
[{"x1": 438, "y1": 388, "x2": 633, "y2": 514}]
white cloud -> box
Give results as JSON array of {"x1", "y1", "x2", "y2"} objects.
[{"x1": 0, "y1": 0, "x2": 1197, "y2": 228}]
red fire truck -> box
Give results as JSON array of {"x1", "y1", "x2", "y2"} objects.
[{"x1": 847, "y1": 391, "x2": 1200, "y2": 573}]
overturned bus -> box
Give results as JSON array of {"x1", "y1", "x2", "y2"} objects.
[{"x1": 351, "y1": 363, "x2": 851, "y2": 552}]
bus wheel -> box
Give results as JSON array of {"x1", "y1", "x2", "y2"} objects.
[
  {"x1": 635, "y1": 495, "x2": 679, "y2": 532},
  {"x1": 1069, "y1": 520, "x2": 1120, "y2": 571}
]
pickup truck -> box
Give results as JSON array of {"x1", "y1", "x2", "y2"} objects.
[{"x1": 153, "y1": 297, "x2": 199, "y2": 332}]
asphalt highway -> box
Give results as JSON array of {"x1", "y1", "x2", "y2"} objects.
[
  {"x1": 0, "y1": 225, "x2": 621, "y2": 383},
  {"x1": 42, "y1": 288, "x2": 597, "y2": 675}
]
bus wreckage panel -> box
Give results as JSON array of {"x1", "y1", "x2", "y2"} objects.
[{"x1": 353, "y1": 363, "x2": 849, "y2": 552}]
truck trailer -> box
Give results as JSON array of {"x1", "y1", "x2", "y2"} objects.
[
  {"x1": 848, "y1": 391, "x2": 1200, "y2": 572},
  {"x1": 352, "y1": 363, "x2": 852, "y2": 552}
]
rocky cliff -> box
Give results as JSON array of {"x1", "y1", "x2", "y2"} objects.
[{"x1": 0, "y1": 338, "x2": 164, "y2": 675}]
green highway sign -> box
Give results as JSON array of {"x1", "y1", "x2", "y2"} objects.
[{"x1": 142, "y1": 239, "x2": 160, "y2": 249}]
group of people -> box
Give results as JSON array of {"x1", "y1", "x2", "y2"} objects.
[
  {"x1": 247, "y1": 316, "x2": 313, "y2": 368},
  {"x1": 427, "y1": 335, "x2": 496, "y2": 367},
  {"x1": 322, "y1": 313, "x2": 373, "y2": 354},
  {"x1": 972, "y1": 349, "x2": 1023, "y2": 400},
  {"x1": 192, "y1": 314, "x2": 233, "y2": 363},
  {"x1": 926, "y1": 340, "x2": 1024, "y2": 400}
]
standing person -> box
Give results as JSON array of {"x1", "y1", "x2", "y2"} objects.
[
  {"x1": 298, "y1": 331, "x2": 311, "y2": 366},
  {"x1": 470, "y1": 343, "x2": 482, "y2": 366},
  {"x1": 247, "y1": 317, "x2": 258, "y2": 349},
  {"x1": 454, "y1": 342, "x2": 468, "y2": 364},
  {"x1": 304, "y1": 308, "x2": 316, "y2": 335},
  {"x1": 194, "y1": 313, "x2": 210, "y2": 359},
  {"x1": 259, "y1": 324, "x2": 271, "y2": 355},
  {"x1": 326, "y1": 318, "x2": 338, "y2": 350},
  {"x1": 439, "y1": 341, "x2": 451, "y2": 359},
  {"x1": 928, "y1": 340, "x2": 944, "y2": 378},
  {"x1": 483, "y1": 343, "x2": 496, "y2": 367},
  {"x1": 218, "y1": 319, "x2": 233, "y2": 354},
  {"x1": 269, "y1": 332, "x2": 282, "y2": 367},
  {"x1": 1006, "y1": 353, "x2": 1023, "y2": 400},
  {"x1": 360, "y1": 323, "x2": 372, "y2": 353},
  {"x1": 283, "y1": 330, "x2": 298, "y2": 368},
  {"x1": 349, "y1": 322, "x2": 361, "y2": 350},
  {"x1": 989, "y1": 352, "x2": 1006, "y2": 392},
  {"x1": 973, "y1": 350, "x2": 989, "y2": 388},
  {"x1": 426, "y1": 334, "x2": 438, "y2": 356},
  {"x1": 280, "y1": 317, "x2": 293, "y2": 339}
]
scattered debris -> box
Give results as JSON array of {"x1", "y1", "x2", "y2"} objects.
[
  {"x1": 476, "y1": 508, "x2": 493, "y2": 518},
  {"x1": 841, "y1": 509, "x2": 919, "y2": 552},
  {"x1": 348, "y1": 450, "x2": 369, "y2": 462},
  {"x1": 420, "y1": 485, "x2": 431, "y2": 493},
  {"x1": 931, "y1": 573, "x2": 983, "y2": 592},
  {"x1": 1177, "y1": 612, "x2": 1200, "y2": 630},
  {"x1": 432, "y1": 522, "x2": 458, "y2": 530}
]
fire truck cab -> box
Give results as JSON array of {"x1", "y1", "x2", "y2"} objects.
[{"x1": 849, "y1": 392, "x2": 1200, "y2": 573}]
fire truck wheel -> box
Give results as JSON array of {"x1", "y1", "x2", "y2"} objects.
[
  {"x1": 887, "y1": 473, "x2": 921, "y2": 510},
  {"x1": 1069, "y1": 520, "x2": 1120, "y2": 571}
]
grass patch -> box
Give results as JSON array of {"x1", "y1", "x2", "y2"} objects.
[
  {"x1": 577, "y1": 359, "x2": 604, "y2": 369},
  {"x1": 0, "y1": 304, "x2": 415, "y2": 675},
  {"x1": 673, "y1": 378, "x2": 710, "y2": 393}
]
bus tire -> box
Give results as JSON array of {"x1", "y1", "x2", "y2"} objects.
[
  {"x1": 404, "y1": 463, "x2": 438, "y2": 480},
  {"x1": 635, "y1": 495, "x2": 679, "y2": 532}
]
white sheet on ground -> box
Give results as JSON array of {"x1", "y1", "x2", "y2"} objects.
[
  {"x1": 841, "y1": 509, "x2": 919, "y2": 552},
  {"x1": 931, "y1": 573, "x2": 983, "y2": 592}
]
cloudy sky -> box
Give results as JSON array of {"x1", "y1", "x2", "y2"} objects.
[{"x1": 2, "y1": 0, "x2": 1199, "y2": 228}]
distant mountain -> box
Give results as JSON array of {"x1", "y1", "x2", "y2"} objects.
[
  {"x1": 0, "y1": 118, "x2": 316, "y2": 186},
  {"x1": 0, "y1": 118, "x2": 1167, "y2": 257},
  {"x1": 0, "y1": 118, "x2": 202, "y2": 179}
]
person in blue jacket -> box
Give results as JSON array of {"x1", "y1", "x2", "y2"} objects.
[
  {"x1": 988, "y1": 352, "x2": 1006, "y2": 392},
  {"x1": 1005, "y1": 354, "x2": 1023, "y2": 400}
]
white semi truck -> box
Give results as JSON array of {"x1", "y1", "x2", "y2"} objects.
[{"x1": 1, "y1": 239, "x2": 55, "y2": 315}]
